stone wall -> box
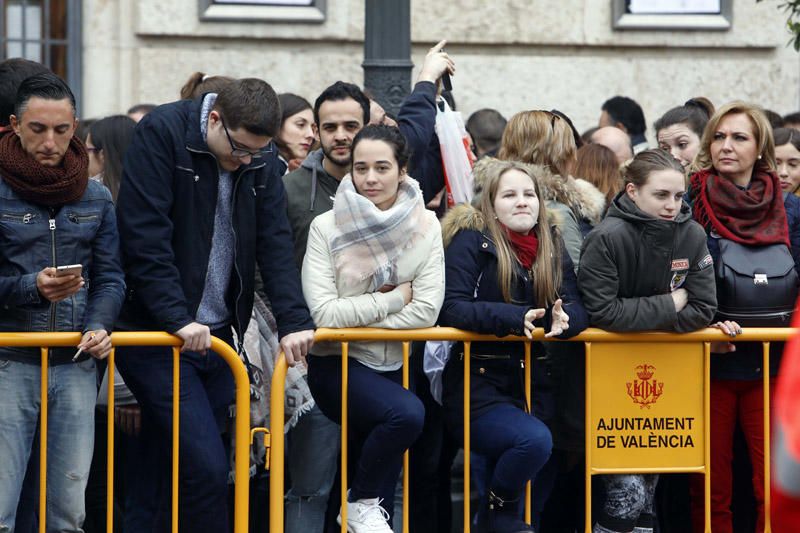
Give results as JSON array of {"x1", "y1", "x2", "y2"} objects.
[{"x1": 82, "y1": 0, "x2": 799, "y2": 137}]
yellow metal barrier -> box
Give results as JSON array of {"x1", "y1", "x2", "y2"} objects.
[
  {"x1": 268, "y1": 327, "x2": 796, "y2": 533},
  {"x1": 0, "y1": 332, "x2": 251, "y2": 533}
]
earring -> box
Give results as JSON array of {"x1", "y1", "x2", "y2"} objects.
[{"x1": 758, "y1": 155, "x2": 762, "y2": 160}]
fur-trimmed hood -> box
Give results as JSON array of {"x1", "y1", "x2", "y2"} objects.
[
  {"x1": 536, "y1": 169, "x2": 607, "y2": 226},
  {"x1": 440, "y1": 203, "x2": 562, "y2": 249}
]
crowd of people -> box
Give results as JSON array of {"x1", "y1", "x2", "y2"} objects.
[{"x1": 1, "y1": 38, "x2": 800, "y2": 533}]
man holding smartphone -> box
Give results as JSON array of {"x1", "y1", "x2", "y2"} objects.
[
  {"x1": 0, "y1": 72, "x2": 125, "y2": 531},
  {"x1": 115, "y1": 77, "x2": 315, "y2": 532}
]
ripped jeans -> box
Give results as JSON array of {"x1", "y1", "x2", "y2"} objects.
[
  {"x1": 594, "y1": 474, "x2": 659, "y2": 533},
  {"x1": 284, "y1": 403, "x2": 340, "y2": 533}
]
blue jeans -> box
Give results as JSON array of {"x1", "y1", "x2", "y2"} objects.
[
  {"x1": 0, "y1": 358, "x2": 97, "y2": 532},
  {"x1": 115, "y1": 330, "x2": 234, "y2": 533},
  {"x1": 468, "y1": 403, "x2": 552, "y2": 500},
  {"x1": 285, "y1": 402, "x2": 340, "y2": 533},
  {"x1": 307, "y1": 355, "x2": 424, "y2": 503}
]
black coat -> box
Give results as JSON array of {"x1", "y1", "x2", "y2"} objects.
[
  {"x1": 116, "y1": 98, "x2": 314, "y2": 339},
  {"x1": 578, "y1": 192, "x2": 717, "y2": 333}
]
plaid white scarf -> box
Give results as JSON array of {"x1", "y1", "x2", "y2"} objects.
[{"x1": 331, "y1": 174, "x2": 430, "y2": 291}]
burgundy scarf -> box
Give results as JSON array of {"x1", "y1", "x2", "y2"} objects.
[
  {"x1": 503, "y1": 225, "x2": 539, "y2": 269},
  {"x1": 690, "y1": 168, "x2": 789, "y2": 247},
  {"x1": 0, "y1": 130, "x2": 88, "y2": 206}
]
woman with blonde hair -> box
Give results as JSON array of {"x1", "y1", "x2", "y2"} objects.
[
  {"x1": 439, "y1": 158, "x2": 588, "y2": 533},
  {"x1": 498, "y1": 110, "x2": 606, "y2": 268},
  {"x1": 688, "y1": 101, "x2": 800, "y2": 532}
]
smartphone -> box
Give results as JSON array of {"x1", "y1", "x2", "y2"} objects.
[
  {"x1": 55, "y1": 264, "x2": 82, "y2": 277},
  {"x1": 441, "y1": 48, "x2": 453, "y2": 91}
]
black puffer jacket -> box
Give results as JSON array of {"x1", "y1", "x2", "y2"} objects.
[{"x1": 578, "y1": 192, "x2": 717, "y2": 333}]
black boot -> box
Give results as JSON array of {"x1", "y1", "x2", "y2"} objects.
[{"x1": 487, "y1": 490, "x2": 535, "y2": 533}]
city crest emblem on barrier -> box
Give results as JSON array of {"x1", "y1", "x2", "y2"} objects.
[{"x1": 626, "y1": 364, "x2": 663, "y2": 409}]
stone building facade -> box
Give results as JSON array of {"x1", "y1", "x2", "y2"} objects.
[{"x1": 24, "y1": 0, "x2": 800, "y2": 134}]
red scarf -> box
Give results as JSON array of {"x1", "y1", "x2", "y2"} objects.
[
  {"x1": 503, "y1": 225, "x2": 539, "y2": 269},
  {"x1": 0, "y1": 130, "x2": 88, "y2": 206},
  {"x1": 690, "y1": 168, "x2": 789, "y2": 247}
]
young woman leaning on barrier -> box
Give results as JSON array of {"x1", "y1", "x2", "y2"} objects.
[
  {"x1": 437, "y1": 158, "x2": 588, "y2": 533},
  {"x1": 686, "y1": 102, "x2": 800, "y2": 533},
  {"x1": 301, "y1": 124, "x2": 444, "y2": 533},
  {"x1": 577, "y1": 149, "x2": 719, "y2": 533}
]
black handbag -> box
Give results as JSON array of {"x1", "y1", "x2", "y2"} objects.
[{"x1": 715, "y1": 238, "x2": 799, "y2": 326}]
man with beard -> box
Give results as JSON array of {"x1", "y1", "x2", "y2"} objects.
[
  {"x1": 283, "y1": 81, "x2": 370, "y2": 267},
  {"x1": 281, "y1": 80, "x2": 370, "y2": 533}
]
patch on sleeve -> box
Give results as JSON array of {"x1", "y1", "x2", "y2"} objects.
[
  {"x1": 671, "y1": 259, "x2": 690, "y2": 271},
  {"x1": 698, "y1": 254, "x2": 713, "y2": 269},
  {"x1": 670, "y1": 271, "x2": 687, "y2": 291}
]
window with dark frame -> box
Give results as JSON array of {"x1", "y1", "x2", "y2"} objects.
[
  {"x1": 1, "y1": 0, "x2": 82, "y2": 110},
  {"x1": 199, "y1": 0, "x2": 325, "y2": 22},
  {"x1": 613, "y1": 0, "x2": 731, "y2": 30}
]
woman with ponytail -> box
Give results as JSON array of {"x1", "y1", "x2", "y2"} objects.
[{"x1": 578, "y1": 149, "x2": 718, "y2": 532}]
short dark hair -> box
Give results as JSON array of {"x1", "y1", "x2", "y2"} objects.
[
  {"x1": 313, "y1": 81, "x2": 370, "y2": 126},
  {"x1": 763, "y1": 109, "x2": 785, "y2": 130},
  {"x1": 654, "y1": 97, "x2": 715, "y2": 138},
  {"x1": 602, "y1": 96, "x2": 646, "y2": 136},
  {"x1": 0, "y1": 58, "x2": 51, "y2": 127},
  {"x1": 14, "y1": 72, "x2": 76, "y2": 119},
  {"x1": 783, "y1": 111, "x2": 800, "y2": 128},
  {"x1": 213, "y1": 78, "x2": 281, "y2": 137},
  {"x1": 466, "y1": 109, "x2": 507, "y2": 154},
  {"x1": 126, "y1": 103, "x2": 157, "y2": 116},
  {"x1": 351, "y1": 124, "x2": 411, "y2": 170}
]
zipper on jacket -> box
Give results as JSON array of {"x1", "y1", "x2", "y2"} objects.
[
  {"x1": 48, "y1": 209, "x2": 57, "y2": 364},
  {"x1": 68, "y1": 213, "x2": 98, "y2": 223},
  {"x1": 2, "y1": 212, "x2": 36, "y2": 223},
  {"x1": 230, "y1": 176, "x2": 245, "y2": 355},
  {"x1": 186, "y1": 145, "x2": 265, "y2": 354}
]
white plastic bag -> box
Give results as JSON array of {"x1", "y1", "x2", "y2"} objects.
[
  {"x1": 423, "y1": 340, "x2": 455, "y2": 405},
  {"x1": 435, "y1": 99, "x2": 475, "y2": 207}
]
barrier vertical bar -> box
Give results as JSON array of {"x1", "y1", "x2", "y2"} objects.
[
  {"x1": 402, "y1": 341, "x2": 410, "y2": 533},
  {"x1": 584, "y1": 342, "x2": 592, "y2": 533},
  {"x1": 39, "y1": 347, "x2": 48, "y2": 533},
  {"x1": 172, "y1": 346, "x2": 180, "y2": 533},
  {"x1": 341, "y1": 342, "x2": 349, "y2": 533},
  {"x1": 269, "y1": 352, "x2": 288, "y2": 533},
  {"x1": 524, "y1": 341, "x2": 532, "y2": 525},
  {"x1": 107, "y1": 348, "x2": 116, "y2": 533},
  {"x1": 763, "y1": 341, "x2": 772, "y2": 532},
  {"x1": 704, "y1": 342, "x2": 711, "y2": 533},
  {"x1": 463, "y1": 340, "x2": 471, "y2": 532}
]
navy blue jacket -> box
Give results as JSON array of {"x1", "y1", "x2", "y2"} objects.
[
  {"x1": 116, "y1": 98, "x2": 314, "y2": 339},
  {"x1": 398, "y1": 81, "x2": 445, "y2": 205},
  {"x1": 702, "y1": 191, "x2": 800, "y2": 379},
  {"x1": 0, "y1": 178, "x2": 125, "y2": 363},
  {"x1": 439, "y1": 226, "x2": 588, "y2": 422}
]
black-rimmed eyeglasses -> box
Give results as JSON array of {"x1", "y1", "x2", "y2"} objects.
[{"x1": 220, "y1": 117, "x2": 273, "y2": 160}]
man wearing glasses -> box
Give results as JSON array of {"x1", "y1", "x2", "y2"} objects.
[{"x1": 114, "y1": 78, "x2": 315, "y2": 532}]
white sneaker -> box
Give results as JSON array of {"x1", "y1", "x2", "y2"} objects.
[{"x1": 336, "y1": 496, "x2": 392, "y2": 533}]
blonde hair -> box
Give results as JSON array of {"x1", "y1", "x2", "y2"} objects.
[
  {"x1": 475, "y1": 158, "x2": 562, "y2": 307},
  {"x1": 498, "y1": 110, "x2": 577, "y2": 178},
  {"x1": 692, "y1": 101, "x2": 776, "y2": 175}
]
